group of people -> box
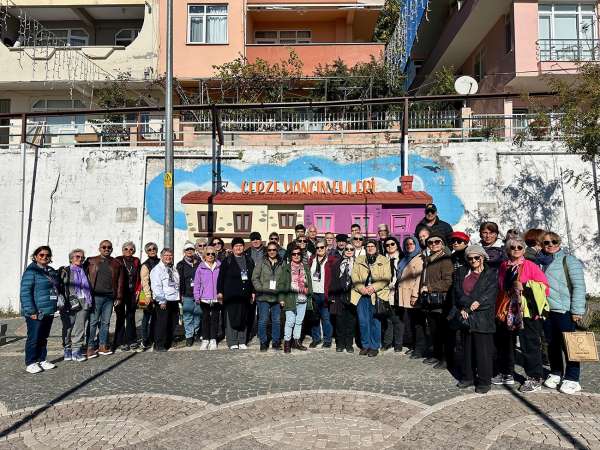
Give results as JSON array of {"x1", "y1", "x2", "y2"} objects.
[{"x1": 20, "y1": 203, "x2": 588, "y2": 397}]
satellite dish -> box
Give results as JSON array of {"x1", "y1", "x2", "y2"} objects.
[{"x1": 454, "y1": 76, "x2": 479, "y2": 95}]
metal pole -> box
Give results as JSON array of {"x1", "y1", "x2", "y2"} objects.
[
  {"x1": 19, "y1": 114, "x2": 27, "y2": 274},
  {"x1": 401, "y1": 98, "x2": 409, "y2": 177},
  {"x1": 164, "y1": 0, "x2": 174, "y2": 250},
  {"x1": 592, "y1": 154, "x2": 600, "y2": 239}
]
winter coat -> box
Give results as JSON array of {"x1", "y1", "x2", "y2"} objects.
[
  {"x1": 217, "y1": 254, "x2": 255, "y2": 329},
  {"x1": 397, "y1": 254, "x2": 424, "y2": 308},
  {"x1": 422, "y1": 252, "x2": 453, "y2": 294},
  {"x1": 252, "y1": 257, "x2": 284, "y2": 303},
  {"x1": 176, "y1": 258, "x2": 200, "y2": 298},
  {"x1": 58, "y1": 265, "x2": 93, "y2": 311},
  {"x1": 350, "y1": 255, "x2": 392, "y2": 306},
  {"x1": 193, "y1": 260, "x2": 221, "y2": 301},
  {"x1": 115, "y1": 256, "x2": 141, "y2": 297},
  {"x1": 307, "y1": 254, "x2": 337, "y2": 303},
  {"x1": 277, "y1": 262, "x2": 314, "y2": 312},
  {"x1": 20, "y1": 263, "x2": 59, "y2": 317},
  {"x1": 417, "y1": 216, "x2": 453, "y2": 242},
  {"x1": 452, "y1": 265, "x2": 498, "y2": 333},
  {"x1": 84, "y1": 255, "x2": 126, "y2": 303},
  {"x1": 542, "y1": 249, "x2": 586, "y2": 315}
]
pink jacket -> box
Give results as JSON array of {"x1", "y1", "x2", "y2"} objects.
[
  {"x1": 193, "y1": 260, "x2": 221, "y2": 301},
  {"x1": 498, "y1": 259, "x2": 550, "y2": 296}
]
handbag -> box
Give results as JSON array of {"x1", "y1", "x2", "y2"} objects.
[
  {"x1": 68, "y1": 295, "x2": 82, "y2": 312},
  {"x1": 447, "y1": 306, "x2": 470, "y2": 331},
  {"x1": 137, "y1": 289, "x2": 151, "y2": 309},
  {"x1": 418, "y1": 292, "x2": 446, "y2": 310},
  {"x1": 563, "y1": 331, "x2": 599, "y2": 362},
  {"x1": 374, "y1": 295, "x2": 391, "y2": 318}
]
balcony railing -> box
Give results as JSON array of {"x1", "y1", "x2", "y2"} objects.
[{"x1": 538, "y1": 38, "x2": 600, "y2": 61}]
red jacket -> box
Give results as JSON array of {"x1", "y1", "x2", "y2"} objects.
[{"x1": 308, "y1": 254, "x2": 337, "y2": 304}]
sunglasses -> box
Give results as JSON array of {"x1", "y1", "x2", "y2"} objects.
[
  {"x1": 467, "y1": 256, "x2": 481, "y2": 261},
  {"x1": 427, "y1": 239, "x2": 443, "y2": 245},
  {"x1": 525, "y1": 239, "x2": 538, "y2": 247},
  {"x1": 385, "y1": 242, "x2": 396, "y2": 247},
  {"x1": 297, "y1": 240, "x2": 307, "y2": 244},
  {"x1": 204, "y1": 252, "x2": 216, "y2": 256},
  {"x1": 123, "y1": 247, "x2": 134, "y2": 252},
  {"x1": 196, "y1": 244, "x2": 206, "y2": 248},
  {"x1": 316, "y1": 246, "x2": 326, "y2": 250},
  {"x1": 212, "y1": 242, "x2": 222, "y2": 246},
  {"x1": 269, "y1": 237, "x2": 279, "y2": 241},
  {"x1": 267, "y1": 248, "x2": 278, "y2": 252},
  {"x1": 510, "y1": 245, "x2": 524, "y2": 251},
  {"x1": 38, "y1": 253, "x2": 50, "y2": 258},
  {"x1": 291, "y1": 252, "x2": 302, "y2": 256},
  {"x1": 344, "y1": 247, "x2": 354, "y2": 251},
  {"x1": 450, "y1": 239, "x2": 466, "y2": 245},
  {"x1": 543, "y1": 240, "x2": 559, "y2": 246},
  {"x1": 353, "y1": 237, "x2": 364, "y2": 241},
  {"x1": 148, "y1": 248, "x2": 158, "y2": 252},
  {"x1": 185, "y1": 248, "x2": 195, "y2": 251},
  {"x1": 101, "y1": 246, "x2": 112, "y2": 250}
]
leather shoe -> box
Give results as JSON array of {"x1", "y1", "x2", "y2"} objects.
[
  {"x1": 309, "y1": 340, "x2": 322, "y2": 348},
  {"x1": 423, "y1": 357, "x2": 438, "y2": 365},
  {"x1": 367, "y1": 349, "x2": 379, "y2": 357},
  {"x1": 336, "y1": 347, "x2": 344, "y2": 352},
  {"x1": 260, "y1": 343, "x2": 268, "y2": 352},
  {"x1": 457, "y1": 380, "x2": 474, "y2": 389},
  {"x1": 284, "y1": 340, "x2": 291, "y2": 353},
  {"x1": 475, "y1": 385, "x2": 491, "y2": 394},
  {"x1": 272, "y1": 342, "x2": 282, "y2": 351},
  {"x1": 322, "y1": 342, "x2": 332, "y2": 348},
  {"x1": 359, "y1": 348, "x2": 369, "y2": 356},
  {"x1": 409, "y1": 353, "x2": 423, "y2": 360},
  {"x1": 346, "y1": 347, "x2": 354, "y2": 353},
  {"x1": 433, "y1": 360, "x2": 447, "y2": 370},
  {"x1": 294, "y1": 339, "x2": 307, "y2": 351}
]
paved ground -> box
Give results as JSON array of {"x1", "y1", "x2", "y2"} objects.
[{"x1": 1, "y1": 316, "x2": 600, "y2": 449}]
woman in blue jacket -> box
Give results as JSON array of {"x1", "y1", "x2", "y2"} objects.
[
  {"x1": 20, "y1": 246, "x2": 60, "y2": 374},
  {"x1": 540, "y1": 232, "x2": 587, "y2": 395}
]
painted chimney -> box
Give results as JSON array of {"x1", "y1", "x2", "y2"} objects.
[{"x1": 400, "y1": 175, "x2": 414, "y2": 193}]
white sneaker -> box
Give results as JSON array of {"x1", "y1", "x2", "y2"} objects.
[
  {"x1": 199, "y1": 340, "x2": 209, "y2": 350},
  {"x1": 39, "y1": 360, "x2": 56, "y2": 370},
  {"x1": 229, "y1": 345, "x2": 238, "y2": 350},
  {"x1": 238, "y1": 344, "x2": 248, "y2": 350},
  {"x1": 26, "y1": 363, "x2": 42, "y2": 374},
  {"x1": 559, "y1": 380, "x2": 582, "y2": 395},
  {"x1": 544, "y1": 374, "x2": 561, "y2": 389},
  {"x1": 208, "y1": 339, "x2": 217, "y2": 350}
]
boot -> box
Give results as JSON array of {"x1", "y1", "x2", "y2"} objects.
[
  {"x1": 294, "y1": 339, "x2": 307, "y2": 351},
  {"x1": 284, "y1": 340, "x2": 292, "y2": 353}
]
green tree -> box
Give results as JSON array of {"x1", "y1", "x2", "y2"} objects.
[{"x1": 373, "y1": 0, "x2": 401, "y2": 43}]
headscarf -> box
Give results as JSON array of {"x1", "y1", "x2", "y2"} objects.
[
  {"x1": 365, "y1": 240, "x2": 378, "y2": 265},
  {"x1": 70, "y1": 264, "x2": 92, "y2": 306},
  {"x1": 398, "y1": 236, "x2": 420, "y2": 276}
]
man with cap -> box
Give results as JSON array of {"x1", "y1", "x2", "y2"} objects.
[
  {"x1": 417, "y1": 204, "x2": 453, "y2": 244},
  {"x1": 245, "y1": 232, "x2": 265, "y2": 266},
  {"x1": 333, "y1": 234, "x2": 348, "y2": 259},
  {"x1": 376, "y1": 224, "x2": 392, "y2": 256}
]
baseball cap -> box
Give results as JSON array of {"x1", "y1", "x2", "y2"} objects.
[
  {"x1": 425, "y1": 203, "x2": 437, "y2": 212},
  {"x1": 183, "y1": 241, "x2": 195, "y2": 250}
]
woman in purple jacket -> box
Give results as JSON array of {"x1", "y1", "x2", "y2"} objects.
[{"x1": 193, "y1": 247, "x2": 221, "y2": 350}]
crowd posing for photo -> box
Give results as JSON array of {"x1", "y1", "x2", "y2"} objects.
[{"x1": 20, "y1": 203, "x2": 588, "y2": 395}]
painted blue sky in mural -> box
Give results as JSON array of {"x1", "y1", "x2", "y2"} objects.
[{"x1": 146, "y1": 155, "x2": 464, "y2": 230}]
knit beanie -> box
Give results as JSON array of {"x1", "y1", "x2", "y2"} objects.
[
  {"x1": 231, "y1": 237, "x2": 245, "y2": 247},
  {"x1": 465, "y1": 244, "x2": 489, "y2": 260}
]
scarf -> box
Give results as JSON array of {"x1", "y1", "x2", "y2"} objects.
[
  {"x1": 366, "y1": 253, "x2": 377, "y2": 265},
  {"x1": 398, "y1": 237, "x2": 420, "y2": 276},
  {"x1": 70, "y1": 264, "x2": 92, "y2": 306},
  {"x1": 144, "y1": 256, "x2": 160, "y2": 271},
  {"x1": 183, "y1": 255, "x2": 196, "y2": 267},
  {"x1": 339, "y1": 256, "x2": 354, "y2": 290},
  {"x1": 291, "y1": 261, "x2": 305, "y2": 294},
  {"x1": 313, "y1": 255, "x2": 327, "y2": 281}
]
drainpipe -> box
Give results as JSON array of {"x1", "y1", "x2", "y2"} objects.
[{"x1": 592, "y1": 153, "x2": 600, "y2": 240}]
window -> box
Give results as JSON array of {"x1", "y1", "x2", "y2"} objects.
[
  {"x1": 255, "y1": 30, "x2": 311, "y2": 44},
  {"x1": 188, "y1": 4, "x2": 228, "y2": 44},
  {"x1": 39, "y1": 29, "x2": 89, "y2": 46},
  {"x1": 538, "y1": 3, "x2": 597, "y2": 60},
  {"x1": 278, "y1": 212, "x2": 297, "y2": 229},
  {"x1": 197, "y1": 211, "x2": 216, "y2": 232},
  {"x1": 233, "y1": 212, "x2": 252, "y2": 233},
  {"x1": 115, "y1": 29, "x2": 140, "y2": 46},
  {"x1": 352, "y1": 215, "x2": 373, "y2": 234},
  {"x1": 31, "y1": 99, "x2": 86, "y2": 134},
  {"x1": 0, "y1": 99, "x2": 9, "y2": 146},
  {"x1": 473, "y1": 47, "x2": 486, "y2": 81},
  {"x1": 504, "y1": 14, "x2": 513, "y2": 54},
  {"x1": 313, "y1": 214, "x2": 334, "y2": 233}
]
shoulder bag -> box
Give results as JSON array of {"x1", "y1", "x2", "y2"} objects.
[{"x1": 417, "y1": 257, "x2": 446, "y2": 309}]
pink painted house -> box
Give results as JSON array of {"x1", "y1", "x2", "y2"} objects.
[{"x1": 406, "y1": 0, "x2": 600, "y2": 113}]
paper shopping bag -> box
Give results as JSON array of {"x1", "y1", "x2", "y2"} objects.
[{"x1": 563, "y1": 332, "x2": 599, "y2": 362}]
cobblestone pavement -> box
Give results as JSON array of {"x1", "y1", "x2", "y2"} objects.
[{"x1": 1, "y1": 317, "x2": 600, "y2": 449}]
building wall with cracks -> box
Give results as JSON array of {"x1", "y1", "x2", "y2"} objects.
[{"x1": 0, "y1": 140, "x2": 598, "y2": 310}]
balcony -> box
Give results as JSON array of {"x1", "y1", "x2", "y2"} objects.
[
  {"x1": 246, "y1": 43, "x2": 384, "y2": 74},
  {"x1": 538, "y1": 39, "x2": 600, "y2": 62},
  {"x1": 0, "y1": 1, "x2": 157, "y2": 85}
]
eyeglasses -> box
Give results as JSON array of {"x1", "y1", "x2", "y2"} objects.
[
  {"x1": 427, "y1": 239, "x2": 443, "y2": 245},
  {"x1": 385, "y1": 242, "x2": 396, "y2": 247},
  {"x1": 204, "y1": 252, "x2": 216, "y2": 256},
  {"x1": 366, "y1": 245, "x2": 376, "y2": 249},
  {"x1": 101, "y1": 246, "x2": 112, "y2": 250},
  {"x1": 467, "y1": 256, "x2": 481, "y2": 261},
  {"x1": 267, "y1": 248, "x2": 278, "y2": 252},
  {"x1": 353, "y1": 237, "x2": 364, "y2": 241},
  {"x1": 316, "y1": 246, "x2": 326, "y2": 250},
  {"x1": 543, "y1": 239, "x2": 559, "y2": 246},
  {"x1": 148, "y1": 247, "x2": 158, "y2": 252},
  {"x1": 212, "y1": 242, "x2": 222, "y2": 246},
  {"x1": 72, "y1": 255, "x2": 84, "y2": 260},
  {"x1": 510, "y1": 245, "x2": 524, "y2": 251},
  {"x1": 123, "y1": 247, "x2": 134, "y2": 252},
  {"x1": 450, "y1": 239, "x2": 466, "y2": 245},
  {"x1": 291, "y1": 252, "x2": 302, "y2": 256}
]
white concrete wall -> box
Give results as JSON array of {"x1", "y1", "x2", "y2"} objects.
[{"x1": 0, "y1": 140, "x2": 598, "y2": 311}]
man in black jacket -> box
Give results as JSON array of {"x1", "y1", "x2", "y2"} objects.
[{"x1": 417, "y1": 203, "x2": 453, "y2": 243}]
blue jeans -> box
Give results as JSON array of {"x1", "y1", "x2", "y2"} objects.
[
  {"x1": 544, "y1": 311, "x2": 580, "y2": 382},
  {"x1": 88, "y1": 295, "x2": 114, "y2": 348},
  {"x1": 310, "y1": 293, "x2": 333, "y2": 344},
  {"x1": 25, "y1": 315, "x2": 54, "y2": 366},
  {"x1": 182, "y1": 296, "x2": 202, "y2": 338},
  {"x1": 284, "y1": 302, "x2": 307, "y2": 341},
  {"x1": 357, "y1": 296, "x2": 381, "y2": 350},
  {"x1": 258, "y1": 301, "x2": 281, "y2": 345}
]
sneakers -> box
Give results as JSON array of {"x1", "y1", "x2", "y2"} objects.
[
  {"x1": 208, "y1": 339, "x2": 217, "y2": 351},
  {"x1": 86, "y1": 348, "x2": 98, "y2": 359},
  {"x1": 39, "y1": 360, "x2": 56, "y2": 370},
  {"x1": 25, "y1": 363, "x2": 42, "y2": 374},
  {"x1": 238, "y1": 344, "x2": 248, "y2": 350},
  {"x1": 491, "y1": 374, "x2": 515, "y2": 385},
  {"x1": 559, "y1": 380, "x2": 582, "y2": 395},
  {"x1": 98, "y1": 345, "x2": 113, "y2": 355},
  {"x1": 119, "y1": 345, "x2": 131, "y2": 352},
  {"x1": 199, "y1": 340, "x2": 209, "y2": 351},
  {"x1": 519, "y1": 378, "x2": 542, "y2": 393},
  {"x1": 63, "y1": 349, "x2": 72, "y2": 361},
  {"x1": 72, "y1": 350, "x2": 86, "y2": 362},
  {"x1": 272, "y1": 342, "x2": 282, "y2": 351},
  {"x1": 229, "y1": 345, "x2": 239, "y2": 350},
  {"x1": 544, "y1": 374, "x2": 562, "y2": 389}
]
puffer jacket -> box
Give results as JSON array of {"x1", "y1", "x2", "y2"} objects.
[
  {"x1": 193, "y1": 260, "x2": 221, "y2": 301},
  {"x1": 542, "y1": 249, "x2": 586, "y2": 315},
  {"x1": 350, "y1": 255, "x2": 392, "y2": 306},
  {"x1": 20, "y1": 263, "x2": 59, "y2": 317},
  {"x1": 252, "y1": 257, "x2": 284, "y2": 303}
]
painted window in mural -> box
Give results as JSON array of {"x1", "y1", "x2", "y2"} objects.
[
  {"x1": 352, "y1": 215, "x2": 373, "y2": 234},
  {"x1": 234, "y1": 212, "x2": 252, "y2": 233},
  {"x1": 314, "y1": 214, "x2": 334, "y2": 233},
  {"x1": 197, "y1": 212, "x2": 215, "y2": 232},
  {"x1": 391, "y1": 214, "x2": 410, "y2": 235},
  {"x1": 278, "y1": 213, "x2": 297, "y2": 229}
]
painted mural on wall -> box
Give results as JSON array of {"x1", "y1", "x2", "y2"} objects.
[{"x1": 145, "y1": 154, "x2": 464, "y2": 232}]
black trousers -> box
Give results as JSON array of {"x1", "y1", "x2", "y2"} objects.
[
  {"x1": 519, "y1": 318, "x2": 544, "y2": 380},
  {"x1": 408, "y1": 308, "x2": 427, "y2": 356},
  {"x1": 494, "y1": 321, "x2": 517, "y2": 375},
  {"x1": 383, "y1": 306, "x2": 407, "y2": 350},
  {"x1": 461, "y1": 331, "x2": 494, "y2": 386},
  {"x1": 426, "y1": 310, "x2": 446, "y2": 360},
  {"x1": 335, "y1": 302, "x2": 357, "y2": 349},
  {"x1": 112, "y1": 293, "x2": 137, "y2": 348},
  {"x1": 245, "y1": 301, "x2": 257, "y2": 344},
  {"x1": 200, "y1": 302, "x2": 222, "y2": 340},
  {"x1": 154, "y1": 302, "x2": 179, "y2": 350}
]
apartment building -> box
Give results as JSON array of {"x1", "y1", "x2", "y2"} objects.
[{"x1": 402, "y1": 0, "x2": 599, "y2": 113}]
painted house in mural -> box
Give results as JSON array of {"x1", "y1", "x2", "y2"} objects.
[{"x1": 181, "y1": 177, "x2": 431, "y2": 246}]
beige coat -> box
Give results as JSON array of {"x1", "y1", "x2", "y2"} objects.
[
  {"x1": 397, "y1": 255, "x2": 424, "y2": 308},
  {"x1": 351, "y1": 255, "x2": 392, "y2": 305},
  {"x1": 140, "y1": 264, "x2": 152, "y2": 301}
]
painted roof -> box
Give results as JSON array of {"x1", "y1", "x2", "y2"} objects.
[{"x1": 181, "y1": 190, "x2": 432, "y2": 205}]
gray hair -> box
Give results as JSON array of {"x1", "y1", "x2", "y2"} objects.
[
  {"x1": 316, "y1": 238, "x2": 327, "y2": 247},
  {"x1": 144, "y1": 242, "x2": 158, "y2": 252},
  {"x1": 68, "y1": 248, "x2": 85, "y2": 262},
  {"x1": 160, "y1": 247, "x2": 174, "y2": 256},
  {"x1": 505, "y1": 236, "x2": 526, "y2": 254},
  {"x1": 122, "y1": 241, "x2": 136, "y2": 252}
]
